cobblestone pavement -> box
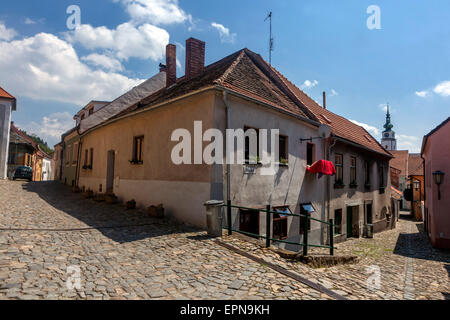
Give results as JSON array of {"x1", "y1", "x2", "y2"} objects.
[
  {"x1": 221, "y1": 213, "x2": 450, "y2": 300},
  {"x1": 0, "y1": 181, "x2": 333, "y2": 300}
]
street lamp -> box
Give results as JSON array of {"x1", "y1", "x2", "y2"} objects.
[{"x1": 432, "y1": 171, "x2": 445, "y2": 200}]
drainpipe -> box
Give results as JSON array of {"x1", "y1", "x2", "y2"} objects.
[
  {"x1": 222, "y1": 90, "x2": 231, "y2": 205},
  {"x1": 420, "y1": 154, "x2": 427, "y2": 233},
  {"x1": 326, "y1": 137, "x2": 337, "y2": 243}
]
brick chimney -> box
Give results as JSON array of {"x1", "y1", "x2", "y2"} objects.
[
  {"x1": 166, "y1": 44, "x2": 177, "y2": 87},
  {"x1": 185, "y1": 38, "x2": 205, "y2": 80}
]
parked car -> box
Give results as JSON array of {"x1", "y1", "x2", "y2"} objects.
[{"x1": 13, "y1": 166, "x2": 33, "y2": 181}]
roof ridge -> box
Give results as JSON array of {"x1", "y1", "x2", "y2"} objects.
[{"x1": 214, "y1": 50, "x2": 246, "y2": 85}]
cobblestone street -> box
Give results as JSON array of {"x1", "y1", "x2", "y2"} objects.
[
  {"x1": 0, "y1": 181, "x2": 332, "y2": 300},
  {"x1": 0, "y1": 180, "x2": 448, "y2": 300}
]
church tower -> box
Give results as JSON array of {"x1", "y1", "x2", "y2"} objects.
[{"x1": 381, "y1": 105, "x2": 397, "y2": 151}]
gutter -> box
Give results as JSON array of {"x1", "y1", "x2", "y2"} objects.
[
  {"x1": 332, "y1": 136, "x2": 393, "y2": 159},
  {"x1": 222, "y1": 90, "x2": 232, "y2": 206}
]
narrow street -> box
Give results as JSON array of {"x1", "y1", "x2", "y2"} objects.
[{"x1": 0, "y1": 180, "x2": 448, "y2": 300}]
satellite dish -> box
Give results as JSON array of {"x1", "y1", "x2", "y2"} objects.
[{"x1": 318, "y1": 124, "x2": 331, "y2": 139}]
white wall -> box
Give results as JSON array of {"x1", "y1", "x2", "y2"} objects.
[{"x1": 0, "y1": 100, "x2": 12, "y2": 179}]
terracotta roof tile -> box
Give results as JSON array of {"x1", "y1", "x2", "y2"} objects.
[
  {"x1": 107, "y1": 47, "x2": 392, "y2": 157},
  {"x1": 390, "y1": 150, "x2": 409, "y2": 176},
  {"x1": 0, "y1": 86, "x2": 15, "y2": 100},
  {"x1": 408, "y1": 154, "x2": 424, "y2": 176}
]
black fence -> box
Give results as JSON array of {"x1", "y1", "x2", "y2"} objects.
[{"x1": 223, "y1": 201, "x2": 336, "y2": 256}]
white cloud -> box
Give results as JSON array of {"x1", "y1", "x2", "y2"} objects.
[
  {"x1": 24, "y1": 18, "x2": 37, "y2": 25},
  {"x1": 397, "y1": 134, "x2": 421, "y2": 153},
  {"x1": 330, "y1": 89, "x2": 338, "y2": 97},
  {"x1": 66, "y1": 22, "x2": 169, "y2": 61},
  {"x1": 211, "y1": 22, "x2": 236, "y2": 44},
  {"x1": 300, "y1": 80, "x2": 319, "y2": 90},
  {"x1": 19, "y1": 112, "x2": 75, "y2": 146},
  {"x1": 0, "y1": 22, "x2": 17, "y2": 41},
  {"x1": 81, "y1": 53, "x2": 124, "y2": 72},
  {"x1": 24, "y1": 18, "x2": 45, "y2": 25},
  {"x1": 433, "y1": 81, "x2": 450, "y2": 97},
  {"x1": 115, "y1": 0, "x2": 190, "y2": 25},
  {"x1": 415, "y1": 90, "x2": 429, "y2": 98},
  {"x1": 0, "y1": 31, "x2": 144, "y2": 105},
  {"x1": 349, "y1": 119, "x2": 380, "y2": 137}
]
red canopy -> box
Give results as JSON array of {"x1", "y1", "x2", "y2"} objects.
[{"x1": 306, "y1": 160, "x2": 336, "y2": 177}]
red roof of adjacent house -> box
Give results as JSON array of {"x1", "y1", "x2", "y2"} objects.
[
  {"x1": 390, "y1": 150, "x2": 409, "y2": 176},
  {"x1": 0, "y1": 86, "x2": 15, "y2": 100},
  {"x1": 408, "y1": 153, "x2": 424, "y2": 176},
  {"x1": 391, "y1": 186, "x2": 403, "y2": 200},
  {"x1": 108, "y1": 47, "x2": 392, "y2": 158}
]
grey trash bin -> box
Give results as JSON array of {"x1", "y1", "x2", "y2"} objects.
[
  {"x1": 366, "y1": 224, "x2": 374, "y2": 238},
  {"x1": 204, "y1": 200, "x2": 224, "y2": 237}
]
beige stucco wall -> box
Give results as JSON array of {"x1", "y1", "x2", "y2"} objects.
[
  {"x1": 79, "y1": 90, "x2": 216, "y2": 228},
  {"x1": 329, "y1": 141, "x2": 393, "y2": 239},
  {"x1": 212, "y1": 92, "x2": 327, "y2": 250}
]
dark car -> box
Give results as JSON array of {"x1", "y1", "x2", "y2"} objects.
[{"x1": 13, "y1": 166, "x2": 33, "y2": 181}]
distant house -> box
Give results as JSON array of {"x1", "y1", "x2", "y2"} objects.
[
  {"x1": 421, "y1": 117, "x2": 450, "y2": 249},
  {"x1": 408, "y1": 153, "x2": 424, "y2": 221},
  {"x1": 390, "y1": 150, "x2": 410, "y2": 210},
  {"x1": 0, "y1": 86, "x2": 16, "y2": 179},
  {"x1": 59, "y1": 38, "x2": 395, "y2": 249},
  {"x1": 7, "y1": 123, "x2": 51, "y2": 181}
]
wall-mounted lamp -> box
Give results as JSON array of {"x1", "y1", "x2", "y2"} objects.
[
  {"x1": 432, "y1": 170, "x2": 445, "y2": 200},
  {"x1": 413, "y1": 180, "x2": 420, "y2": 190}
]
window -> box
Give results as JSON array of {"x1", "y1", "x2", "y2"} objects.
[
  {"x1": 72, "y1": 143, "x2": 78, "y2": 165},
  {"x1": 334, "y1": 209, "x2": 342, "y2": 234},
  {"x1": 279, "y1": 135, "x2": 288, "y2": 164},
  {"x1": 66, "y1": 146, "x2": 71, "y2": 166},
  {"x1": 307, "y1": 143, "x2": 315, "y2": 166},
  {"x1": 350, "y1": 156, "x2": 357, "y2": 186},
  {"x1": 88, "y1": 108, "x2": 94, "y2": 115},
  {"x1": 84, "y1": 149, "x2": 88, "y2": 166},
  {"x1": 89, "y1": 148, "x2": 94, "y2": 168},
  {"x1": 335, "y1": 154, "x2": 343, "y2": 184},
  {"x1": 364, "y1": 161, "x2": 370, "y2": 185},
  {"x1": 299, "y1": 203, "x2": 315, "y2": 234},
  {"x1": 379, "y1": 165, "x2": 385, "y2": 187},
  {"x1": 244, "y1": 126, "x2": 259, "y2": 163},
  {"x1": 81, "y1": 113, "x2": 85, "y2": 120},
  {"x1": 132, "y1": 136, "x2": 144, "y2": 164},
  {"x1": 379, "y1": 165, "x2": 385, "y2": 194},
  {"x1": 273, "y1": 206, "x2": 290, "y2": 240}
]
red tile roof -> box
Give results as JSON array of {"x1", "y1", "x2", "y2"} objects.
[
  {"x1": 108, "y1": 47, "x2": 391, "y2": 157},
  {"x1": 390, "y1": 150, "x2": 409, "y2": 176},
  {"x1": 0, "y1": 86, "x2": 15, "y2": 100},
  {"x1": 408, "y1": 154, "x2": 424, "y2": 176}
]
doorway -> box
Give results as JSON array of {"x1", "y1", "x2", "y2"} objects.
[
  {"x1": 239, "y1": 208, "x2": 260, "y2": 238},
  {"x1": 346, "y1": 206, "x2": 360, "y2": 238},
  {"x1": 366, "y1": 203, "x2": 373, "y2": 224},
  {"x1": 346, "y1": 207, "x2": 353, "y2": 237},
  {"x1": 106, "y1": 150, "x2": 115, "y2": 194}
]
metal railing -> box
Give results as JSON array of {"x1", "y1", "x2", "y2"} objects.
[{"x1": 224, "y1": 201, "x2": 336, "y2": 256}]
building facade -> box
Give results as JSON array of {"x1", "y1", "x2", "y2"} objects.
[
  {"x1": 408, "y1": 153, "x2": 424, "y2": 221},
  {"x1": 421, "y1": 117, "x2": 450, "y2": 249},
  {"x1": 58, "y1": 38, "x2": 395, "y2": 250},
  {"x1": 0, "y1": 86, "x2": 16, "y2": 179}
]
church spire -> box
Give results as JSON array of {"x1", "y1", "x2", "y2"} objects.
[{"x1": 383, "y1": 103, "x2": 393, "y2": 132}]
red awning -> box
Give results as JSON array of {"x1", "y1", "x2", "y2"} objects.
[{"x1": 306, "y1": 160, "x2": 336, "y2": 178}]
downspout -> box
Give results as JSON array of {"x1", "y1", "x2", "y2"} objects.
[
  {"x1": 222, "y1": 90, "x2": 231, "y2": 205},
  {"x1": 420, "y1": 154, "x2": 427, "y2": 233},
  {"x1": 327, "y1": 137, "x2": 337, "y2": 243}
]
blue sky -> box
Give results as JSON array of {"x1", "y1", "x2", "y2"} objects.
[{"x1": 0, "y1": 0, "x2": 449, "y2": 151}]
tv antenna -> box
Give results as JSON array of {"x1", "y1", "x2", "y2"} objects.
[{"x1": 264, "y1": 11, "x2": 274, "y2": 67}]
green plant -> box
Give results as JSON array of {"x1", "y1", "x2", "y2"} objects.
[{"x1": 280, "y1": 157, "x2": 288, "y2": 165}]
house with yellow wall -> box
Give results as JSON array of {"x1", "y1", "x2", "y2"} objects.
[{"x1": 67, "y1": 38, "x2": 394, "y2": 248}]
